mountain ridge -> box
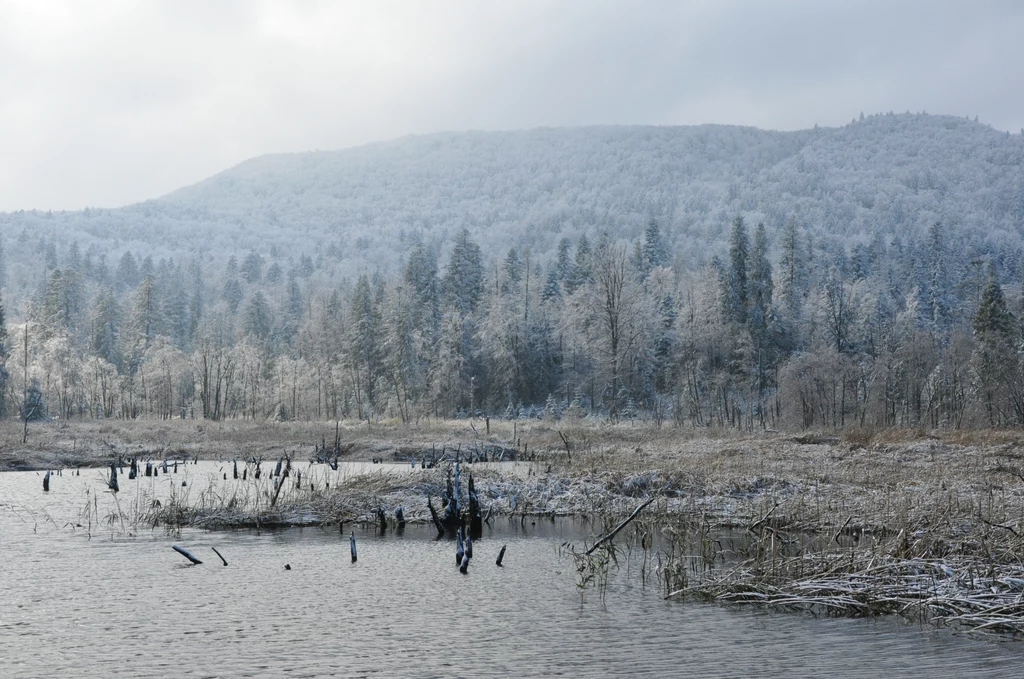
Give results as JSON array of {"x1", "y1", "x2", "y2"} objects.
[{"x1": 2, "y1": 113, "x2": 1022, "y2": 287}]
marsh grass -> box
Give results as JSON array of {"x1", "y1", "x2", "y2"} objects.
[{"x1": 24, "y1": 417, "x2": 1024, "y2": 634}]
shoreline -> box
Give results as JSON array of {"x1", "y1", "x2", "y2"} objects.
[{"x1": 5, "y1": 418, "x2": 1024, "y2": 634}]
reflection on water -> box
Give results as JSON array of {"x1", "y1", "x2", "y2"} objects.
[{"x1": 2, "y1": 469, "x2": 1023, "y2": 678}]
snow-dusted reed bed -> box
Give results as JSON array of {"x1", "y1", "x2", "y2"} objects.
[{"x1": 11, "y1": 418, "x2": 1024, "y2": 634}]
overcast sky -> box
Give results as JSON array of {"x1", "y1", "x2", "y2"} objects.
[{"x1": 1, "y1": 0, "x2": 1022, "y2": 212}]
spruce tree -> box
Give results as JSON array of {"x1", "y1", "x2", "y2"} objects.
[
  {"x1": 642, "y1": 217, "x2": 668, "y2": 272},
  {"x1": 722, "y1": 216, "x2": 749, "y2": 325},
  {"x1": 565, "y1": 234, "x2": 592, "y2": 295},
  {"x1": 442, "y1": 229, "x2": 484, "y2": 314}
]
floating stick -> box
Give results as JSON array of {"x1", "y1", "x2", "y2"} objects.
[{"x1": 173, "y1": 545, "x2": 203, "y2": 565}]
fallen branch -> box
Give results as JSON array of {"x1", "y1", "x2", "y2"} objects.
[
  {"x1": 586, "y1": 496, "x2": 655, "y2": 555},
  {"x1": 173, "y1": 545, "x2": 203, "y2": 565},
  {"x1": 749, "y1": 502, "x2": 780, "y2": 532}
]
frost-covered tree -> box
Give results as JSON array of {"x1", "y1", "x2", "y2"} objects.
[
  {"x1": 722, "y1": 217, "x2": 749, "y2": 325},
  {"x1": 241, "y1": 251, "x2": 264, "y2": 284},
  {"x1": 442, "y1": 229, "x2": 484, "y2": 314},
  {"x1": 116, "y1": 251, "x2": 140, "y2": 291},
  {"x1": 244, "y1": 291, "x2": 274, "y2": 347},
  {"x1": 641, "y1": 217, "x2": 668, "y2": 273},
  {"x1": 972, "y1": 270, "x2": 1017, "y2": 424},
  {"x1": 89, "y1": 287, "x2": 121, "y2": 367},
  {"x1": 565, "y1": 234, "x2": 592, "y2": 295}
]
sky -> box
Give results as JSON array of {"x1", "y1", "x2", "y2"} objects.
[{"x1": 1, "y1": 0, "x2": 1023, "y2": 212}]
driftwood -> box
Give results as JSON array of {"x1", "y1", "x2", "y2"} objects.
[
  {"x1": 585, "y1": 496, "x2": 656, "y2": 555},
  {"x1": 270, "y1": 456, "x2": 292, "y2": 507},
  {"x1": 427, "y1": 497, "x2": 445, "y2": 537},
  {"x1": 496, "y1": 544, "x2": 506, "y2": 567},
  {"x1": 212, "y1": 547, "x2": 228, "y2": 566},
  {"x1": 173, "y1": 545, "x2": 203, "y2": 565}
]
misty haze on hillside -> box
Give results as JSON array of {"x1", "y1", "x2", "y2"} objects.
[{"x1": 2, "y1": 2, "x2": 1024, "y2": 431}]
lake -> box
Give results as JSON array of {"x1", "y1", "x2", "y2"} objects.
[{"x1": 2, "y1": 466, "x2": 1023, "y2": 677}]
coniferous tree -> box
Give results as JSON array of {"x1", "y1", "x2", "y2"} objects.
[
  {"x1": 223, "y1": 278, "x2": 243, "y2": 314},
  {"x1": 722, "y1": 216, "x2": 749, "y2": 325},
  {"x1": 266, "y1": 262, "x2": 283, "y2": 284},
  {"x1": 973, "y1": 271, "x2": 1016, "y2": 424},
  {"x1": 565, "y1": 234, "x2": 592, "y2": 295},
  {"x1": 502, "y1": 247, "x2": 523, "y2": 294},
  {"x1": 40, "y1": 268, "x2": 84, "y2": 337},
  {"x1": 243, "y1": 291, "x2": 274, "y2": 348},
  {"x1": 442, "y1": 229, "x2": 484, "y2": 314},
  {"x1": 405, "y1": 243, "x2": 439, "y2": 321},
  {"x1": 121, "y1": 275, "x2": 160, "y2": 373},
  {"x1": 542, "y1": 267, "x2": 562, "y2": 301},
  {"x1": 89, "y1": 287, "x2": 121, "y2": 366},
  {"x1": 347, "y1": 274, "x2": 382, "y2": 416},
  {"x1": 241, "y1": 251, "x2": 264, "y2": 284},
  {"x1": 642, "y1": 217, "x2": 668, "y2": 273},
  {"x1": 555, "y1": 237, "x2": 573, "y2": 281},
  {"x1": 116, "y1": 251, "x2": 140, "y2": 291}
]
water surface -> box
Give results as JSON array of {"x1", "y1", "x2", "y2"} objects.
[{"x1": 2, "y1": 468, "x2": 1022, "y2": 678}]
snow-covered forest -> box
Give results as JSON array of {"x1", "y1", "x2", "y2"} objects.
[{"x1": 1, "y1": 112, "x2": 1024, "y2": 429}]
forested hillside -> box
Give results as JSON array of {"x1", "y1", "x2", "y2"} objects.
[{"x1": 1, "y1": 112, "x2": 1023, "y2": 429}]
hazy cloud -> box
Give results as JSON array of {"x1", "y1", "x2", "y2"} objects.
[{"x1": 2, "y1": 0, "x2": 1022, "y2": 211}]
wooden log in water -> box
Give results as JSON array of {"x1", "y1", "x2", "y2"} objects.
[
  {"x1": 212, "y1": 547, "x2": 228, "y2": 567},
  {"x1": 427, "y1": 497, "x2": 445, "y2": 537},
  {"x1": 496, "y1": 544, "x2": 506, "y2": 567},
  {"x1": 350, "y1": 533, "x2": 357, "y2": 563},
  {"x1": 42, "y1": 470, "x2": 50, "y2": 492},
  {"x1": 233, "y1": 460, "x2": 238, "y2": 480},
  {"x1": 377, "y1": 507, "x2": 387, "y2": 533},
  {"x1": 585, "y1": 496, "x2": 656, "y2": 556},
  {"x1": 173, "y1": 545, "x2": 203, "y2": 565},
  {"x1": 456, "y1": 527, "x2": 465, "y2": 566},
  {"x1": 145, "y1": 462, "x2": 153, "y2": 477},
  {"x1": 466, "y1": 533, "x2": 473, "y2": 559},
  {"x1": 108, "y1": 464, "x2": 119, "y2": 493},
  {"x1": 395, "y1": 506, "x2": 406, "y2": 528},
  {"x1": 459, "y1": 553, "x2": 469, "y2": 574}
]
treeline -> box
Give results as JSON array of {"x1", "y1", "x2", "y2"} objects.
[{"x1": 1, "y1": 217, "x2": 1023, "y2": 430}]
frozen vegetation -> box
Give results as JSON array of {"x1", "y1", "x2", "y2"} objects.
[{"x1": 0, "y1": 112, "x2": 1023, "y2": 429}]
